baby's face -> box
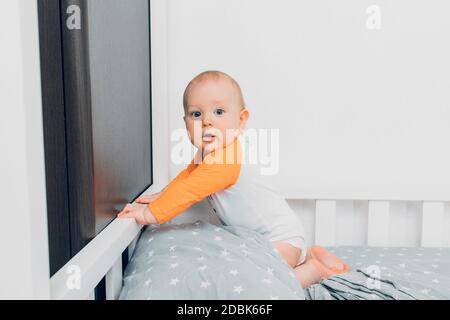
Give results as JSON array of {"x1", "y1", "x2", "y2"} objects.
[{"x1": 184, "y1": 78, "x2": 249, "y2": 155}]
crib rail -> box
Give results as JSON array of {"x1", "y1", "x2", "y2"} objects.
[
  {"x1": 50, "y1": 218, "x2": 142, "y2": 300},
  {"x1": 288, "y1": 200, "x2": 450, "y2": 248}
]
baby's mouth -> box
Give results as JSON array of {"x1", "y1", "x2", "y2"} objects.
[{"x1": 202, "y1": 133, "x2": 216, "y2": 142}]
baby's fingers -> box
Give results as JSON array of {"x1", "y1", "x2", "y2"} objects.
[
  {"x1": 136, "y1": 195, "x2": 159, "y2": 204},
  {"x1": 117, "y1": 204, "x2": 134, "y2": 216},
  {"x1": 135, "y1": 196, "x2": 152, "y2": 203},
  {"x1": 117, "y1": 210, "x2": 135, "y2": 219}
]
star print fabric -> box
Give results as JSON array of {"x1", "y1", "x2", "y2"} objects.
[
  {"x1": 304, "y1": 246, "x2": 450, "y2": 300},
  {"x1": 119, "y1": 220, "x2": 304, "y2": 300}
]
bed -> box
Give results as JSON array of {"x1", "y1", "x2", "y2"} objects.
[{"x1": 117, "y1": 220, "x2": 450, "y2": 300}]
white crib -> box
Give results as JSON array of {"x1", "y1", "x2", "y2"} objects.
[{"x1": 49, "y1": 197, "x2": 449, "y2": 300}]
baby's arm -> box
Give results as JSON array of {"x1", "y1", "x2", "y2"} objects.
[
  {"x1": 119, "y1": 159, "x2": 201, "y2": 225},
  {"x1": 135, "y1": 160, "x2": 196, "y2": 203},
  {"x1": 148, "y1": 156, "x2": 240, "y2": 224}
]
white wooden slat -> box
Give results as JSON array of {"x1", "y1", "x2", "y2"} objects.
[
  {"x1": 421, "y1": 201, "x2": 445, "y2": 247},
  {"x1": 50, "y1": 219, "x2": 142, "y2": 300},
  {"x1": 314, "y1": 200, "x2": 336, "y2": 246},
  {"x1": 105, "y1": 257, "x2": 123, "y2": 300},
  {"x1": 367, "y1": 201, "x2": 390, "y2": 246}
]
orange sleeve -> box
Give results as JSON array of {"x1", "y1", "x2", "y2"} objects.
[
  {"x1": 149, "y1": 138, "x2": 242, "y2": 224},
  {"x1": 166, "y1": 159, "x2": 197, "y2": 185}
]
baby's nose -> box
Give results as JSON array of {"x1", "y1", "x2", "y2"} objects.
[{"x1": 202, "y1": 114, "x2": 213, "y2": 126}]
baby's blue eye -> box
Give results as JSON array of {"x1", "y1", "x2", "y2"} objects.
[
  {"x1": 191, "y1": 111, "x2": 202, "y2": 118},
  {"x1": 214, "y1": 108, "x2": 225, "y2": 116}
]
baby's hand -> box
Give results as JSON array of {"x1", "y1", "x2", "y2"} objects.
[{"x1": 117, "y1": 203, "x2": 158, "y2": 225}]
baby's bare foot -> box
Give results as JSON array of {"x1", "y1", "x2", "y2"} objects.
[{"x1": 309, "y1": 246, "x2": 349, "y2": 274}]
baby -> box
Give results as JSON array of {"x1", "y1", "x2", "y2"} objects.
[{"x1": 118, "y1": 70, "x2": 348, "y2": 288}]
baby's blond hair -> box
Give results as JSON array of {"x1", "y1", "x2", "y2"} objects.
[{"x1": 183, "y1": 70, "x2": 246, "y2": 112}]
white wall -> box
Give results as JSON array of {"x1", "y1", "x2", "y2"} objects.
[
  {"x1": 0, "y1": 0, "x2": 50, "y2": 299},
  {"x1": 164, "y1": 0, "x2": 450, "y2": 201}
]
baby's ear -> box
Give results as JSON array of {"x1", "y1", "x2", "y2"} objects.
[{"x1": 240, "y1": 107, "x2": 250, "y2": 121}]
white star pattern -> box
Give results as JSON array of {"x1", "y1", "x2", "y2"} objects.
[
  {"x1": 229, "y1": 269, "x2": 239, "y2": 276},
  {"x1": 194, "y1": 247, "x2": 202, "y2": 251},
  {"x1": 233, "y1": 285, "x2": 244, "y2": 294},
  {"x1": 200, "y1": 280, "x2": 211, "y2": 288},
  {"x1": 144, "y1": 279, "x2": 152, "y2": 286},
  {"x1": 221, "y1": 249, "x2": 229, "y2": 257},
  {"x1": 214, "y1": 227, "x2": 222, "y2": 232},
  {"x1": 214, "y1": 236, "x2": 223, "y2": 241},
  {"x1": 169, "y1": 263, "x2": 178, "y2": 269},
  {"x1": 266, "y1": 267, "x2": 274, "y2": 276},
  {"x1": 263, "y1": 278, "x2": 272, "y2": 284},
  {"x1": 170, "y1": 278, "x2": 180, "y2": 286},
  {"x1": 421, "y1": 288, "x2": 430, "y2": 295},
  {"x1": 148, "y1": 250, "x2": 154, "y2": 257},
  {"x1": 147, "y1": 237, "x2": 154, "y2": 243},
  {"x1": 198, "y1": 265, "x2": 208, "y2": 271},
  {"x1": 169, "y1": 246, "x2": 176, "y2": 252}
]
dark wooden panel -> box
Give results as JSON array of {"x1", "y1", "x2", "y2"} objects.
[
  {"x1": 60, "y1": 0, "x2": 96, "y2": 256},
  {"x1": 40, "y1": 0, "x2": 154, "y2": 274},
  {"x1": 86, "y1": 0, "x2": 152, "y2": 233},
  {"x1": 37, "y1": 0, "x2": 72, "y2": 277}
]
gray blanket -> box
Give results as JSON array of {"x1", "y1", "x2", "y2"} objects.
[
  {"x1": 305, "y1": 246, "x2": 450, "y2": 300},
  {"x1": 119, "y1": 220, "x2": 304, "y2": 300}
]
